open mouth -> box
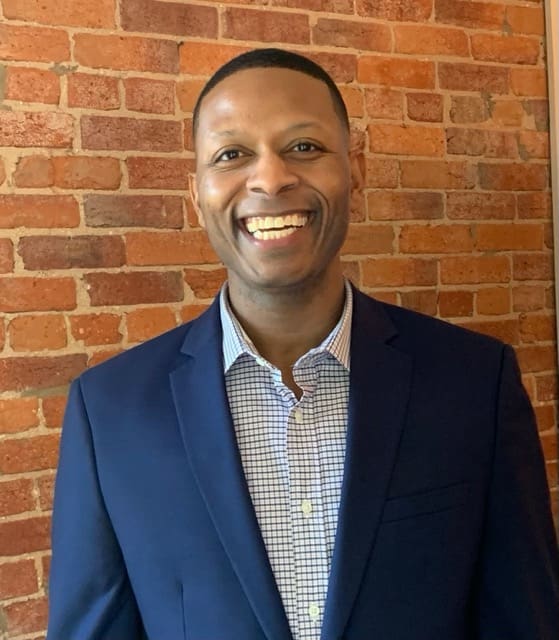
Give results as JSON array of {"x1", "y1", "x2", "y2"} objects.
[{"x1": 243, "y1": 212, "x2": 310, "y2": 240}]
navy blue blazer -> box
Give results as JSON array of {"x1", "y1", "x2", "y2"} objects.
[{"x1": 48, "y1": 289, "x2": 559, "y2": 639}]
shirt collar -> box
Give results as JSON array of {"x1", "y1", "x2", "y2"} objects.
[{"x1": 220, "y1": 280, "x2": 353, "y2": 373}]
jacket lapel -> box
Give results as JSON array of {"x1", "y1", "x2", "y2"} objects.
[
  {"x1": 321, "y1": 291, "x2": 413, "y2": 640},
  {"x1": 169, "y1": 301, "x2": 292, "y2": 640}
]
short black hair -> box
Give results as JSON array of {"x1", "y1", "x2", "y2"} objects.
[{"x1": 192, "y1": 47, "x2": 350, "y2": 140}]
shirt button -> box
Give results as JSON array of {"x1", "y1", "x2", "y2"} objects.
[
  {"x1": 301, "y1": 499, "x2": 313, "y2": 516},
  {"x1": 293, "y1": 409, "x2": 303, "y2": 424},
  {"x1": 308, "y1": 603, "x2": 320, "y2": 621}
]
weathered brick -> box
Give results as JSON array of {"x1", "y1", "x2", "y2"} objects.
[
  {"x1": 362, "y1": 257, "x2": 437, "y2": 287},
  {"x1": 517, "y1": 192, "x2": 551, "y2": 219},
  {"x1": 369, "y1": 124, "x2": 445, "y2": 156},
  {"x1": 13, "y1": 156, "x2": 55, "y2": 188},
  {"x1": 0, "y1": 277, "x2": 76, "y2": 312},
  {"x1": 401, "y1": 289, "x2": 438, "y2": 316},
  {"x1": 88, "y1": 348, "x2": 124, "y2": 367},
  {"x1": 367, "y1": 191, "x2": 443, "y2": 220},
  {"x1": 19, "y1": 235, "x2": 125, "y2": 270},
  {"x1": 306, "y1": 52, "x2": 357, "y2": 83},
  {"x1": 511, "y1": 68, "x2": 547, "y2": 97},
  {"x1": 124, "y1": 78, "x2": 175, "y2": 114},
  {"x1": 183, "y1": 267, "x2": 227, "y2": 299},
  {"x1": 177, "y1": 78, "x2": 206, "y2": 112},
  {"x1": 0, "y1": 559, "x2": 37, "y2": 600},
  {"x1": 74, "y1": 34, "x2": 179, "y2": 73},
  {"x1": 447, "y1": 192, "x2": 515, "y2": 220},
  {"x1": 274, "y1": 0, "x2": 353, "y2": 11},
  {"x1": 85, "y1": 271, "x2": 184, "y2": 306},
  {"x1": 439, "y1": 62, "x2": 509, "y2": 94},
  {"x1": 85, "y1": 194, "x2": 184, "y2": 228},
  {"x1": 0, "y1": 195, "x2": 79, "y2": 228},
  {"x1": 3, "y1": 0, "x2": 115, "y2": 28},
  {"x1": 313, "y1": 18, "x2": 391, "y2": 52},
  {"x1": 340, "y1": 86, "x2": 364, "y2": 118},
  {"x1": 506, "y1": 5, "x2": 545, "y2": 36},
  {"x1": 0, "y1": 112, "x2": 74, "y2": 148},
  {"x1": 0, "y1": 160, "x2": 5, "y2": 186},
  {"x1": 479, "y1": 163, "x2": 548, "y2": 191},
  {"x1": 70, "y1": 313, "x2": 122, "y2": 346},
  {"x1": 364, "y1": 88, "x2": 403, "y2": 120},
  {"x1": 0, "y1": 398, "x2": 39, "y2": 434},
  {"x1": 3, "y1": 597, "x2": 48, "y2": 636},
  {"x1": 459, "y1": 319, "x2": 519, "y2": 345},
  {"x1": 394, "y1": 24, "x2": 469, "y2": 56},
  {"x1": 518, "y1": 131, "x2": 549, "y2": 160},
  {"x1": 0, "y1": 24, "x2": 70, "y2": 62},
  {"x1": 81, "y1": 116, "x2": 181, "y2": 152},
  {"x1": 476, "y1": 287, "x2": 510, "y2": 315},
  {"x1": 0, "y1": 479, "x2": 35, "y2": 517},
  {"x1": 522, "y1": 99, "x2": 549, "y2": 132},
  {"x1": 38, "y1": 473, "x2": 55, "y2": 510},
  {"x1": 536, "y1": 374, "x2": 557, "y2": 402},
  {"x1": 517, "y1": 345, "x2": 557, "y2": 373},
  {"x1": 358, "y1": 57, "x2": 435, "y2": 89},
  {"x1": 9, "y1": 315, "x2": 67, "y2": 351},
  {"x1": 475, "y1": 223, "x2": 543, "y2": 251},
  {"x1": 438, "y1": 290, "x2": 473, "y2": 317},
  {"x1": 126, "y1": 307, "x2": 177, "y2": 343},
  {"x1": 407, "y1": 93, "x2": 443, "y2": 122},
  {"x1": 51, "y1": 156, "x2": 122, "y2": 190},
  {"x1": 179, "y1": 42, "x2": 248, "y2": 75},
  {"x1": 0, "y1": 238, "x2": 14, "y2": 274},
  {"x1": 449, "y1": 96, "x2": 490, "y2": 124},
  {"x1": 126, "y1": 231, "x2": 217, "y2": 265},
  {"x1": 471, "y1": 34, "x2": 540, "y2": 65},
  {"x1": 400, "y1": 224, "x2": 473, "y2": 253},
  {"x1": 5, "y1": 67, "x2": 60, "y2": 105},
  {"x1": 440, "y1": 255, "x2": 511, "y2": 284},
  {"x1": 513, "y1": 253, "x2": 554, "y2": 281},
  {"x1": 491, "y1": 100, "x2": 525, "y2": 127},
  {"x1": 121, "y1": 0, "x2": 217, "y2": 37},
  {"x1": 435, "y1": 0, "x2": 504, "y2": 30},
  {"x1": 356, "y1": 0, "x2": 433, "y2": 21},
  {"x1": 400, "y1": 160, "x2": 476, "y2": 189},
  {"x1": 43, "y1": 396, "x2": 67, "y2": 429},
  {"x1": 67, "y1": 73, "x2": 120, "y2": 110},
  {"x1": 127, "y1": 157, "x2": 192, "y2": 189},
  {"x1": 519, "y1": 313, "x2": 556, "y2": 343},
  {"x1": 446, "y1": 128, "x2": 518, "y2": 158},
  {"x1": 342, "y1": 224, "x2": 394, "y2": 255},
  {"x1": 513, "y1": 285, "x2": 545, "y2": 312},
  {"x1": 364, "y1": 158, "x2": 399, "y2": 188},
  {"x1": 0, "y1": 356, "x2": 86, "y2": 392},
  {"x1": 223, "y1": 7, "x2": 310, "y2": 44},
  {"x1": 180, "y1": 304, "x2": 209, "y2": 323},
  {"x1": 534, "y1": 404, "x2": 556, "y2": 432}
]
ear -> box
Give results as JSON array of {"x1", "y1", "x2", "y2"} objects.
[{"x1": 187, "y1": 172, "x2": 205, "y2": 228}]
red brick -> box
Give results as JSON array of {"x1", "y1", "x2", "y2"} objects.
[
  {"x1": 518, "y1": 131, "x2": 549, "y2": 160},
  {"x1": 513, "y1": 285, "x2": 545, "y2": 312},
  {"x1": 534, "y1": 404, "x2": 556, "y2": 432},
  {"x1": 356, "y1": 0, "x2": 432, "y2": 21},
  {"x1": 367, "y1": 191, "x2": 443, "y2": 220},
  {"x1": 3, "y1": 0, "x2": 115, "y2": 27},
  {"x1": 517, "y1": 192, "x2": 551, "y2": 219},
  {"x1": 513, "y1": 253, "x2": 553, "y2": 281},
  {"x1": 180, "y1": 304, "x2": 209, "y2": 323},
  {"x1": 471, "y1": 34, "x2": 540, "y2": 65},
  {"x1": 13, "y1": 156, "x2": 54, "y2": 188},
  {"x1": 364, "y1": 88, "x2": 403, "y2": 120},
  {"x1": 305, "y1": 52, "x2": 357, "y2": 83},
  {"x1": 0, "y1": 111, "x2": 73, "y2": 147},
  {"x1": 74, "y1": 34, "x2": 179, "y2": 73},
  {"x1": 70, "y1": 313, "x2": 122, "y2": 346},
  {"x1": 0, "y1": 24, "x2": 70, "y2": 62},
  {"x1": 0, "y1": 195, "x2": 79, "y2": 229},
  {"x1": 274, "y1": 0, "x2": 353, "y2": 11},
  {"x1": 541, "y1": 432, "x2": 557, "y2": 464},
  {"x1": 435, "y1": 0, "x2": 504, "y2": 30},
  {"x1": 0, "y1": 433, "x2": 59, "y2": 474},
  {"x1": 88, "y1": 348, "x2": 124, "y2": 367},
  {"x1": 440, "y1": 255, "x2": 510, "y2": 284},
  {"x1": 479, "y1": 163, "x2": 548, "y2": 191},
  {"x1": 43, "y1": 396, "x2": 67, "y2": 429},
  {"x1": 0, "y1": 160, "x2": 5, "y2": 185},
  {"x1": 519, "y1": 313, "x2": 556, "y2": 343},
  {"x1": 184, "y1": 117, "x2": 194, "y2": 152},
  {"x1": 223, "y1": 7, "x2": 310, "y2": 44},
  {"x1": 439, "y1": 62, "x2": 509, "y2": 94},
  {"x1": 0, "y1": 559, "x2": 37, "y2": 600},
  {"x1": 364, "y1": 158, "x2": 399, "y2": 188},
  {"x1": 358, "y1": 57, "x2": 435, "y2": 89},
  {"x1": 5, "y1": 67, "x2": 60, "y2": 105},
  {"x1": 459, "y1": 319, "x2": 519, "y2": 345},
  {"x1": 67, "y1": 73, "x2": 120, "y2": 110},
  {"x1": 522, "y1": 99, "x2": 549, "y2": 132},
  {"x1": 177, "y1": 78, "x2": 206, "y2": 112},
  {"x1": 0, "y1": 479, "x2": 35, "y2": 517},
  {"x1": 9, "y1": 315, "x2": 67, "y2": 351},
  {"x1": 81, "y1": 116, "x2": 181, "y2": 152},
  {"x1": 0, "y1": 355, "x2": 86, "y2": 392},
  {"x1": 19, "y1": 235, "x2": 125, "y2": 270},
  {"x1": 126, "y1": 307, "x2": 177, "y2": 343},
  {"x1": 400, "y1": 160, "x2": 475, "y2": 189},
  {"x1": 184, "y1": 267, "x2": 228, "y2": 299},
  {"x1": 126, "y1": 231, "x2": 217, "y2": 266},
  {"x1": 85, "y1": 271, "x2": 184, "y2": 306},
  {"x1": 400, "y1": 224, "x2": 473, "y2": 253},
  {"x1": 447, "y1": 192, "x2": 515, "y2": 220},
  {"x1": 38, "y1": 473, "x2": 55, "y2": 510},
  {"x1": 536, "y1": 374, "x2": 557, "y2": 402},
  {"x1": 449, "y1": 96, "x2": 490, "y2": 124},
  {"x1": 127, "y1": 157, "x2": 192, "y2": 190},
  {"x1": 313, "y1": 18, "x2": 391, "y2": 52},
  {"x1": 0, "y1": 320, "x2": 5, "y2": 351},
  {"x1": 342, "y1": 225, "x2": 394, "y2": 255},
  {"x1": 51, "y1": 156, "x2": 122, "y2": 190},
  {"x1": 407, "y1": 93, "x2": 443, "y2": 123},
  {"x1": 0, "y1": 277, "x2": 76, "y2": 312},
  {"x1": 401, "y1": 289, "x2": 438, "y2": 316},
  {"x1": 506, "y1": 5, "x2": 545, "y2": 36},
  {"x1": 511, "y1": 68, "x2": 547, "y2": 97},
  {"x1": 179, "y1": 42, "x2": 248, "y2": 75},
  {"x1": 446, "y1": 128, "x2": 518, "y2": 158},
  {"x1": 84, "y1": 194, "x2": 184, "y2": 228},
  {"x1": 121, "y1": 0, "x2": 217, "y2": 36},
  {"x1": 3, "y1": 597, "x2": 48, "y2": 635},
  {"x1": 369, "y1": 124, "x2": 444, "y2": 156},
  {"x1": 340, "y1": 86, "x2": 364, "y2": 118},
  {"x1": 476, "y1": 223, "x2": 543, "y2": 251},
  {"x1": 438, "y1": 290, "x2": 473, "y2": 317},
  {"x1": 0, "y1": 398, "x2": 39, "y2": 434},
  {"x1": 476, "y1": 287, "x2": 510, "y2": 315},
  {"x1": 124, "y1": 78, "x2": 175, "y2": 114},
  {"x1": 491, "y1": 100, "x2": 525, "y2": 127},
  {"x1": 362, "y1": 257, "x2": 437, "y2": 287},
  {"x1": 394, "y1": 24, "x2": 469, "y2": 56},
  {"x1": 0, "y1": 238, "x2": 14, "y2": 274}
]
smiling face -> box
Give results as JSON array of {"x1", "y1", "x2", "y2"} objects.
[{"x1": 191, "y1": 67, "x2": 352, "y2": 302}]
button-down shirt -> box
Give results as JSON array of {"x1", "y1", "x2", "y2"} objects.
[{"x1": 220, "y1": 281, "x2": 352, "y2": 639}]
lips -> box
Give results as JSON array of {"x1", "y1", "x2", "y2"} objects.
[{"x1": 242, "y1": 212, "x2": 310, "y2": 240}]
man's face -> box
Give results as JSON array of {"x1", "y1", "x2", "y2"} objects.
[{"x1": 191, "y1": 67, "x2": 352, "y2": 297}]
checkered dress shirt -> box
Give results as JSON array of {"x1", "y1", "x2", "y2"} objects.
[{"x1": 219, "y1": 281, "x2": 352, "y2": 639}]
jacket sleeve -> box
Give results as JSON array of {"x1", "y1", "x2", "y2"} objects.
[
  {"x1": 475, "y1": 345, "x2": 559, "y2": 638},
  {"x1": 47, "y1": 379, "x2": 145, "y2": 640}
]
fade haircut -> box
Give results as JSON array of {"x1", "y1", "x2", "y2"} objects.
[{"x1": 192, "y1": 48, "x2": 350, "y2": 141}]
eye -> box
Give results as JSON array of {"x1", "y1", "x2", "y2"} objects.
[
  {"x1": 214, "y1": 148, "x2": 245, "y2": 163},
  {"x1": 291, "y1": 141, "x2": 320, "y2": 153}
]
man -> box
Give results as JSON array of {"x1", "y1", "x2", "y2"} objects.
[{"x1": 48, "y1": 48, "x2": 559, "y2": 639}]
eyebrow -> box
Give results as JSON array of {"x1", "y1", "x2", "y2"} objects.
[{"x1": 208, "y1": 121, "x2": 327, "y2": 139}]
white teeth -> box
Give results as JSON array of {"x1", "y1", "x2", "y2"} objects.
[
  {"x1": 245, "y1": 212, "x2": 309, "y2": 234},
  {"x1": 253, "y1": 227, "x2": 298, "y2": 240}
]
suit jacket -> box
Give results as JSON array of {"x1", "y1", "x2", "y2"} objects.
[{"x1": 47, "y1": 289, "x2": 559, "y2": 640}]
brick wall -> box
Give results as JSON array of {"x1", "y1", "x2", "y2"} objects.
[{"x1": 0, "y1": 0, "x2": 556, "y2": 637}]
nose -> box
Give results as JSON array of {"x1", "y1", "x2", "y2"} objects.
[{"x1": 246, "y1": 152, "x2": 299, "y2": 196}]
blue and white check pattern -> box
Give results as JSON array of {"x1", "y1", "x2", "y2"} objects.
[{"x1": 220, "y1": 281, "x2": 352, "y2": 639}]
